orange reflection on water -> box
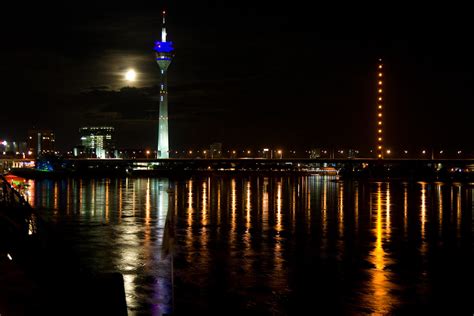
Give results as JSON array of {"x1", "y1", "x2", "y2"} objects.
[
  {"x1": 145, "y1": 179, "x2": 151, "y2": 223},
  {"x1": 436, "y1": 183, "x2": 443, "y2": 237},
  {"x1": 338, "y1": 182, "x2": 344, "y2": 238},
  {"x1": 217, "y1": 180, "x2": 221, "y2": 225},
  {"x1": 386, "y1": 183, "x2": 391, "y2": 241},
  {"x1": 245, "y1": 180, "x2": 251, "y2": 230},
  {"x1": 144, "y1": 178, "x2": 151, "y2": 245},
  {"x1": 272, "y1": 180, "x2": 285, "y2": 288},
  {"x1": 105, "y1": 179, "x2": 110, "y2": 223},
  {"x1": 187, "y1": 180, "x2": 193, "y2": 227},
  {"x1": 420, "y1": 182, "x2": 427, "y2": 256},
  {"x1": 455, "y1": 184, "x2": 461, "y2": 239},
  {"x1": 363, "y1": 183, "x2": 398, "y2": 314},
  {"x1": 53, "y1": 181, "x2": 59, "y2": 211},
  {"x1": 262, "y1": 178, "x2": 269, "y2": 232},
  {"x1": 230, "y1": 179, "x2": 237, "y2": 244},
  {"x1": 185, "y1": 180, "x2": 194, "y2": 262},
  {"x1": 26, "y1": 179, "x2": 35, "y2": 208},
  {"x1": 403, "y1": 183, "x2": 408, "y2": 239},
  {"x1": 200, "y1": 180, "x2": 209, "y2": 259},
  {"x1": 306, "y1": 178, "x2": 311, "y2": 232},
  {"x1": 118, "y1": 180, "x2": 123, "y2": 223},
  {"x1": 202, "y1": 180, "x2": 208, "y2": 226},
  {"x1": 291, "y1": 184, "x2": 296, "y2": 233},
  {"x1": 243, "y1": 180, "x2": 252, "y2": 273},
  {"x1": 354, "y1": 183, "x2": 359, "y2": 234},
  {"x1": 321, "y1": 177, "x2": 328, "y2": 253},
  {"x1": 276, "y1": 181, "x2": 282, "y2": 233}
]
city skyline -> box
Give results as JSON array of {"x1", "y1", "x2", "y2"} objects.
[{"x1": 0, "y1": 2, "x2": 472, "y2": 152}]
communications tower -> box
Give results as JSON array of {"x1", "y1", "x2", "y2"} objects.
[{"x1": 154, "y1": 11, "x2": 174, "y2": 158}]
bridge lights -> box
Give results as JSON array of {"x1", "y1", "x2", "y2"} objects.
[{"x1": 277, "y1": 149, "x2": 283, "y2": 159}]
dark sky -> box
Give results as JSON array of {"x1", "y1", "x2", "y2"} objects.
[{"x1": 0, "y1": 2, "x2": 472, "y2": 152}]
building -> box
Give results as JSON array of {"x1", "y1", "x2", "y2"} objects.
[
  {"x1": 27, "y1": 129, "x2": 55, "y2": 157},
  {"x1": 79, "y1": 126, "x2": 114, "y2": 159},
  {"x1": 154, "y1": 11, "x2": 174, "y2": 158},
  {"x1": 210, "y1": 143, "x2": 222, "y2": 158}
]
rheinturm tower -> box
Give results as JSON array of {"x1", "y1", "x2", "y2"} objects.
[{"x1": 154, "y1": 11, "x2": 174, "y2": 158}]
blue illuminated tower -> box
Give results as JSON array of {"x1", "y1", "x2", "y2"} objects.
[{"x1": 154, "y1": 11, "x2": 174, "y2": 158}]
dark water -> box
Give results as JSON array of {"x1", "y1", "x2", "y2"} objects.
[{"x1": 27, "y1": 176, "x2": 472, "y2": 315}]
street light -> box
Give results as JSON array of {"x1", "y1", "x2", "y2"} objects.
[{"x1": 277, "y1": 150, "x2": 283, "y2": 159}]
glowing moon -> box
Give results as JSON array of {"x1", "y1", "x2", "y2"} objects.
[{"x1": 125, "y1": 69, "x2": 137, "y2": 82}]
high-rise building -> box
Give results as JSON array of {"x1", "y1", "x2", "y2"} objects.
[
  {"x1": 79, "y1": 126, "x2": 114, "y2": 159},
  {"x1": 27, "y1": 129, "x2": 55, "y2": 157},
  {"x1": 154, "y1": 11, "x2": 174, "y2": 158}
]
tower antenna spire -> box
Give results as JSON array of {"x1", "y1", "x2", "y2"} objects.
[{"x1": 161, "y1": 10, "x2": 167, "y2": 42}]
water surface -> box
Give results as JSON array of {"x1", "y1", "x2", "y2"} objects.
[{"x1": 27, "y1": 176, "x2": 472, "y2": 314}]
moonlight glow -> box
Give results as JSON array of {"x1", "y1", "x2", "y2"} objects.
[{"x1": 125, "y1": 69, "x2": 137, "y2": 82}]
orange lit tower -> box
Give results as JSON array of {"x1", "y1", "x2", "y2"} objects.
[{"x1": 376, "y1": 59, "x2": 384, "y2": 159}]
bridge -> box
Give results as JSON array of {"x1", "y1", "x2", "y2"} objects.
[{"x1": 3, "y1": 157, "x2": 471, "y2": 182}]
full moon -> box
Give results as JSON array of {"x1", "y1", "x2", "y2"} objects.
[{"x1": 125, "y1": 69, "x2": 137, "y2": 82}]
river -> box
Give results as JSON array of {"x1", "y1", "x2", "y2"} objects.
[{"x1": 26, "y1": 176, "x2": 472, "y2": 315}]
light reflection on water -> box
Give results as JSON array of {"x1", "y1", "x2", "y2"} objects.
[{"x1": 27, "y1": 176, "x2": 472, "y2": 315}]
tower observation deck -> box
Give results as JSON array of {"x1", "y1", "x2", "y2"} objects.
[{"x1": 154, "y1": 11, "x2": 174, "y2": 158}]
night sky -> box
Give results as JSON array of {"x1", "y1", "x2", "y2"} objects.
[{"x1": 1, "y1": 2, "x2": 472, "y2": 152}]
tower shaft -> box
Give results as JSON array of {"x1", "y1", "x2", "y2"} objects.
[{"x1": 158, "y1": 68, "x2": 170, "y2": 158}]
